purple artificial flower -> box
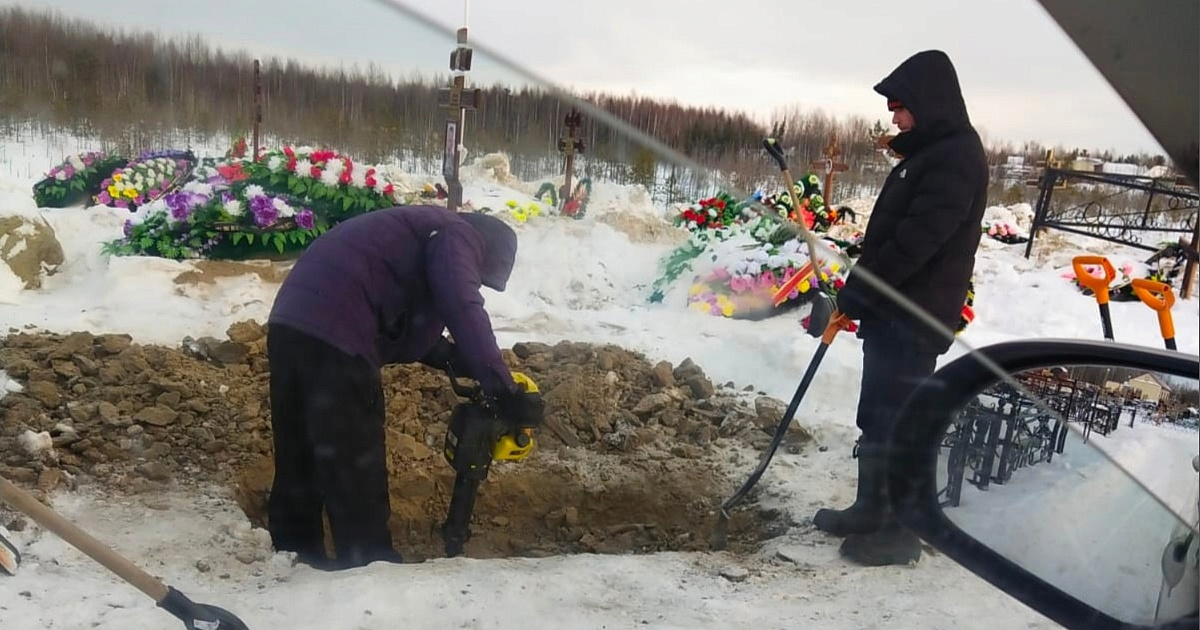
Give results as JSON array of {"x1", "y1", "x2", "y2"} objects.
[
  {"x1": 250, "y1": 195, "x2": 278, "y2": 227},
  {"x1": 164, "y1": 192, "x2": 192, "y2": 221},
  {"x1": 123, "y1": 219, "x2": 133, "y2": 237},
  {"x1": 97, "y1": 190, "x2": 112, "y2": 205},
  {"x1": 295, "y1": 208, "x2": 315, "y2": 230}
]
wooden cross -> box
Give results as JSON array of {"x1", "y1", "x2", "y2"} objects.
[
  {"x1": 252, "y1": 59, "x2": 262, "y2": 162},
  {"x1": 809, "y1": 134, "x2": 849, "y2": 206},
  {"x1": 438, "y1": 28, "x2": 482, "y2": 211},
  {"x1": 1027, "y1": 148, "x2": 1067, "y2": 189},
  {"x1": 557, "y1": 109, "x2": 585, "y2": 204}
]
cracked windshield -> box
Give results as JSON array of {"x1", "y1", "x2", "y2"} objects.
[{"x1": 0, "y1": 1, "x2": 1196, "y2": 629}]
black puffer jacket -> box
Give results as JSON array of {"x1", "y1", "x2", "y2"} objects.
[{"x1": 836, "y1": 50, "x2": 989, "y2": 354}]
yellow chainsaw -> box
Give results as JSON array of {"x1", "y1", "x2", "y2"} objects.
[{"x1": 441, "y1": 370, "x2": 540, "y2": 557}]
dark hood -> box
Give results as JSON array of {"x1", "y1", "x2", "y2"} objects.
[
  {"x1": 460, "y1": 212, "x2": 518, "y2": 291},
  {"x1": 875, "y1": 50, "x2": 972, "y2": 152}
]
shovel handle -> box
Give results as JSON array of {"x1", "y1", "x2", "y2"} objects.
[
  {"x1": 1072, "y1": 256, "x2": 1116, "y2": 304},
  {"x1": 763, "y1": 138, "x2": 788, "y2": 171},
  {"x1": 0, "y1": 476, "x2": 169, "y2": 602},
  {"x1": 1131, "y1": 278, "x2": 1176, "y2": 343},
  {"x1": 821, "y1": 311, "x2": 853, "y2": 344}
]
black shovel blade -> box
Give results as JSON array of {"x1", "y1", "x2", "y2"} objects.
[
  {"x1": 0, "y1": 528, "x2": 19, "y2": 575},
  {"x1": 805, "y1": 294, "x2": 835, "y2": 338},
  {"x1": 158, "y1": 586, "x2": 251, "y2": 630}
]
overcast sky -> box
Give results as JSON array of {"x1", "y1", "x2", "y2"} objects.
[{"x1": 9, "y1": 0, "x2": 1163, "y2": 156}]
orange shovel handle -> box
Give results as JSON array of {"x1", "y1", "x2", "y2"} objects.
[
  {"x1": 821, "y1": 311, "x2": 853, "y2": 344},
  {"x1": 1072, "y1": 256, "x2": 1116, "y2": 304},
  {"x1": 1131, "y1": 278, "x2": 1176, "y2": 340}
]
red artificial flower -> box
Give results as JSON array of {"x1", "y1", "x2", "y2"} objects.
[
  {"x1": 339, "y1": 169, "x2": 352, "y2": 185},
  {"x1": 311, "y1": 150, "x2": 335, "y2": 164},
  {"x1": 310, "y1": 165, "x2": 322, "y2": 178},
  {"x1": 802, "y1": 209, "x2": 816, "y2": 229},
  {"x1": 217, "y1": 163, "x2": 248, "y2": 182},
  {"x1": 283, "y1": 146, "x2": 295, "y2": 158},
  {"x1": 383, "y1": 183, "x2": 395, "y2": 197},
  {"x1": 716, "y1": 199, "x2": 726, "y2": 210},
  {"x1": 365, "y1": 175, "x2": 377, "y2": 188},
  {"x1": 286, "y1": 157, "x2": 297, "y2": 171}
]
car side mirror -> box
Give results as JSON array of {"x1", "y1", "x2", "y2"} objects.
[{"x1": 887, "y1": 340, "x2": 1198, "y2": 630}]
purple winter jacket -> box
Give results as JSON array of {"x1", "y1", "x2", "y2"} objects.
[{"x1": 268, "y1": 205, "x2": 518, "y2": 397}]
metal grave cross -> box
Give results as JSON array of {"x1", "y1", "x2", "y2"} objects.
[
  {"x1": 809, "y1": 134, "x2": 849, "y2": 206},
  {"x1": 557, "y1": 109, "x2": 585, "y2": 204},
  {"x1": 438, "y1": 27, "x2": 482, "y2": 211}
]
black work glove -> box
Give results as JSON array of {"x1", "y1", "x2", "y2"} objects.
[
  {"x1": 493, "y1": 388, "x2": 545, "y2": 429},
  {"x1": 419, "y1": 336, "x2": 468, "y2": 376}
]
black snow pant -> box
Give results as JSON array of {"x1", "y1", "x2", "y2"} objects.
[
  {"x1": 266, "y1": 324, "x2": 395, "y2": 568},
  {"x1": 855, "y1": 336, "x2": 939, "y2": 446}
]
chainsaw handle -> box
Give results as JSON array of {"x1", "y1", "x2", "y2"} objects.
[
  {"x1": 762, "y1": 138, "x2": 788, "y2": 171},
  {"x1": 1072, "y1": 256, "x2": 1116, "y2": 304},
  {"x1": 1131, "y1": 278, "x2": 1176, "y2": 342}
]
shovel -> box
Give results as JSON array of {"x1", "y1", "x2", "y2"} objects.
[
  {"x1": 1072, "y1": 255, "x2": 1116, "y2": 340},
  {"x1": 762, "y1": 137, "x2": 839, "y2": 334},
  {"x1": 1131, "y1": 278, "x2": 1178, "y2": 350},
  {"x1": 712, "y1": 310, "x2": 852, "y2": 550},
  {"x1": 0, "y1": 476, "x2": 250, "y2": 629},
  {"x1": 0, "y1": 525, "x2": 18, "y2": 576}
]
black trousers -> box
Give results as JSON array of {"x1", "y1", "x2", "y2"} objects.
[
  {"x1": 855, "y1": 336, "x2": 939, "y2": 445},
  {"x1": 266, "y1": 324, "x2": 395, "y2": 568}
]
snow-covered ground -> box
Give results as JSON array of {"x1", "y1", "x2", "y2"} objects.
[
  {"x1": 948, "y1": 410, "x2": 1199, "y2": 626},
  {"x1": 0, "y1": 140, "x2": 1197, "y2": 629}
]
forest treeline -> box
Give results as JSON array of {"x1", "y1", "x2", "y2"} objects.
[{"x1": 0, "y1": 7, "x2": 1169, "y2": 204}]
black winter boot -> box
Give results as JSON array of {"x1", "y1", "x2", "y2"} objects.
[
  {"x1": 813, "y1": 443, "x2": 886, "y2": 536},
  {"x1": 839, "y1": 518, "x2": 922, "y2": 566}
]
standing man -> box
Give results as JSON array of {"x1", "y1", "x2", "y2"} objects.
[
  {"x1": 266, "y1": 205, "x2": 542, "y2": 570},
  {"x1": 814, "y1": 50, "x2": 989, "y2": 566}
]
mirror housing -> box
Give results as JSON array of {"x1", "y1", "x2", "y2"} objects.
[{"x1": 888, "y1": 340, "x2": 1199, "y2": 630}]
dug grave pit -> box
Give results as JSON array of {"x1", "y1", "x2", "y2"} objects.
[{"x1": 1, "y1": 325, "x2": 812, "y2": 561}]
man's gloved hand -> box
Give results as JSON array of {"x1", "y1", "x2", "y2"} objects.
[
  {"x1": 420, "y1": 336, "x2": 468, "y2": 376},
  {"x1": 493, "y1": 386, "x2": 545, "y2": 429}
]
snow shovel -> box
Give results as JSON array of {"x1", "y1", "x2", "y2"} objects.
[
  {"x1": 0, "y1": 525, "x2": 19, "y2": 576},
  {"x1": 1072, "y1": 255, "x2": 1117, "y2": 340},
  {"x1": 1131, "y1": 278, "x2": 1178, "y2": 350},
  {"x1": 0, "y1": 476, "x2": 250, "y2": 629},
  {"x1": 712, "y1": 310, "x2": 853, "y2": 550}
]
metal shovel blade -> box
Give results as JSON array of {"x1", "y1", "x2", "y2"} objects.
[{"x1": 0, "y1": 526, "x2": 19, "y2": 575}]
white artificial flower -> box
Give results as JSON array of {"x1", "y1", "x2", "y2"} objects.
[
  {"x1": 137, "y1": 198, "x2": 169, "y2": 220},
  {"x1": 350, "y1": 167, "x2": 367, "y2": 188},
  {"x1": 183, "y1": 181, "x2": 213, "y2": 195},
  {"x1": 294, "y1": 146, "x2": 314, "y2": 156},
  {"x1": 68, "y1": 155, "x2": 84, "y2": 170},
  {"x1": 319, "y1": 167, "x2": 340, "y2": 187},
  {"x1": 372, "y1": 177, "x2": 388, "y2": 194},
  {"x1": 295, "y1": 159, "x2": 314, "y2": 178},
  {"x1": 244, "y1": 184, "x2": 265, "y2": 198},
  {"x1": 273, "y1": 197, "x2": 295, "y2": 217},
  {"x1": 266, "y1": 156, "x2": 283, "y2": 171},
  {"x1": 55, "y1": 171, "x2": 68, "y2": 181},
  {"x1": 223, "y1": 199, "x2": 244, "y2": 216}
]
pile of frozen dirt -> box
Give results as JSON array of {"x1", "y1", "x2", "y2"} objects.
[{"x1": 0, "y1": 323, "x2": 813, "y2": 561}]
